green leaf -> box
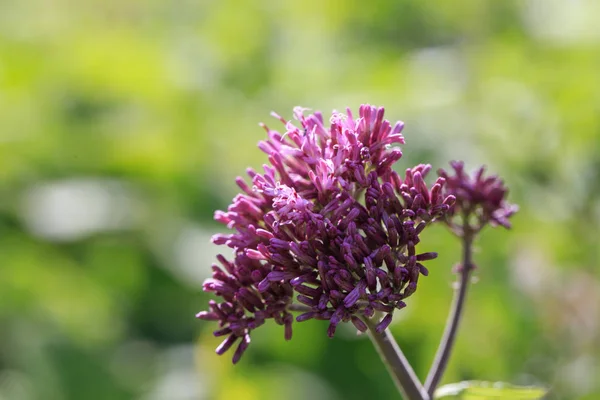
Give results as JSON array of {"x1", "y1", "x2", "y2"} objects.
[{"x1": 434, "y1": 381, "x2": 548, "y2": 399}]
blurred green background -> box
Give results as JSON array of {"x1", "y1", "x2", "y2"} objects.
[{"x1": 1, "y1": 0, "x2": 599, "y2": 399}]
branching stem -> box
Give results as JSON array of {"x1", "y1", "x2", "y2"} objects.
[
  {"x1": 424, "y1": 232, "x2": 475, "y2": 396},
  {"x1": 362, "y1": 316, "x2": 430, "y2": 400}
]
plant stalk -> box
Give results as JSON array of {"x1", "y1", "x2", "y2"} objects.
[
  {"x1": 362, "y1": 316, "x2": 430, "y2": 400},
  {"x1": 424, "y1": 234, "x2": 474, "y2": 396}
]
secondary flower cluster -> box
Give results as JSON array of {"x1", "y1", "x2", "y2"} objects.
[
  {"x1": 197, "y1": 105, "x2": 455, "y2": 363},
  {"x1": 438, "y1": 161, "x2": 518, "y2": 232}
]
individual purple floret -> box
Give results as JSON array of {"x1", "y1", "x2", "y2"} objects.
[
  {"x1": 437, "y1": 161, "x2": 518, "y2": 232},
  {"x1": 198, "y1": 105, "x2": 455, "y2": 363}
]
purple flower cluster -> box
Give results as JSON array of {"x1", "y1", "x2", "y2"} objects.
[
  {"x1": 197, "y1": 105, "x2": 455, "y2": 363},
  {"x1": 438, "y1": 161, "x2": 518, "y2": 232}
]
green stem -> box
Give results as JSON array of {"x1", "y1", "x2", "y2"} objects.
[
  {"x1": 424, "y1": 234, "x2": 474, "y2": 396},
  {"x1": 363, "y1": 316, "x2": 430, "y2": 400}
]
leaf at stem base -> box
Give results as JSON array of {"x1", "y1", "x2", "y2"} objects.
[{"x1": 434, "y1": 380, "x2": 548, "y2": 399}]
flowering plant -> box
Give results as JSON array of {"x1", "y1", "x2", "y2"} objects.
[{"x1": 197, "y1": 105, "x2": 530, "y2": 399}]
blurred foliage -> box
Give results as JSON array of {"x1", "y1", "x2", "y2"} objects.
[{"x1": 1, "y1": 0, "x2": 599, "y2": 399}]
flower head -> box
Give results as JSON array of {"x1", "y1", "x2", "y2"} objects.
[
  {"x1": 198, "y1": 105, "x2": 454, "y2": 363},
  {"x1": 437, "y1": 161, "x2": 518, "y2": 233}
]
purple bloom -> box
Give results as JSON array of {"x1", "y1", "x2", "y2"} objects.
[
  {"x1": 438, "y1": 161, "x2": 518, "y2": 232},
  {"x1": 198, "y1": 105, "x2": 454, "y2": 363}
]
